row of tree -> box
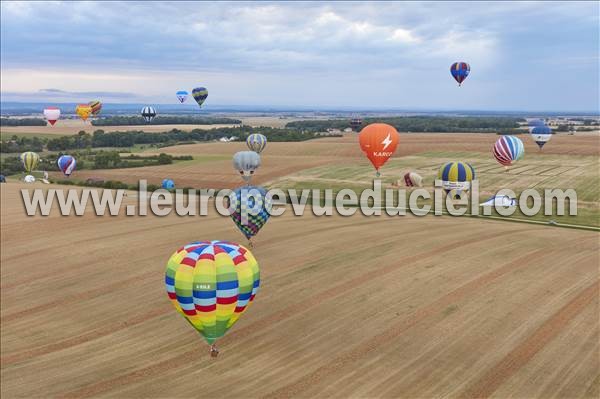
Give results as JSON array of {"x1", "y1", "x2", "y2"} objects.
[
  {"x1": 286, "y1": 116, "x2": 524, "y2": 133},
  {"x1": 1, "y1": 126, "x2": 326, "y2": 152},
  {"x1": 91, "y1": 116, "x2": 242, "y2": 126},
  {"x1": 0, "y1": 118, "x2": 47, "y2": 126}
]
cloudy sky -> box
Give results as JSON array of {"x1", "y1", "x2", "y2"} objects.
[{"x1": 1, "y1": 1, "x2": 598, "y2": 111}]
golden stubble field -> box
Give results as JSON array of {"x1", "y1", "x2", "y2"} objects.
[{"x1": 0, "y1": 182, "x2": 599, "y2": 398}]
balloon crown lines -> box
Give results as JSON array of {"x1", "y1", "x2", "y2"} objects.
[{"x1": 19, "y1": 180, "x2": 578, "y2": 219}]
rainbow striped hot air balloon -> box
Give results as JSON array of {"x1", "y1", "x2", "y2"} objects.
[
  {"x1": 165, "y1": 240, "x2": 260, "y2": 357},
  {"x1": 438, "y1": 161, "x2": 475, "y2": 197},
  {"x1": 246, "y1": 133, "x2": 267, "y2": 153},
  {"x1": 20, "y1": 151, "x2": 39, "y2": 173},
  {"x1": 493, "y1": 135, "x2": 524, "y2": 170}
]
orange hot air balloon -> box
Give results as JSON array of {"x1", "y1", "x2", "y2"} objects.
[{"x1": 359, "y1": 123, "x2": 399, "y2": 176}]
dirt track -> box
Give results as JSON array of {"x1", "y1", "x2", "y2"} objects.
[{"x1": 1, "y1": 182, "x2": 598, "y2": 398}]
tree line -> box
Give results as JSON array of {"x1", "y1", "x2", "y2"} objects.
[
  {"x1": 286, "y1": 116, "x2": 524, "y2": 133},
  {"x1": 91, "y1": 116, "x2": 242, "y2": 126},
  {"x1": 0, "y1": 118, "x2": 47, "y2": 126},
  {"x1": 1, "y1": 126, "x2": 327, "y2": 153}
]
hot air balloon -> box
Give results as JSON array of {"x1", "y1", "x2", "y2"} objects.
[
  {"x1": 192, "y1": 87, "x2": 208, "y2": 108},
  {"x1": 0, "y1": 175, "x2": 6, "y2": 183},
  {"x1": 176, "y1": 90, "x2": 189, "y2": 103},
  {"x1": 493, "y1": 136, "x2": 524, "y2": 170},
  {"x1": 165, "y1": 240, "x2": 260, "y2": 357},
  {"x1": 43, "y1": 107, "x2": 61, "y2": 126},
  {"x1": 75, "y1": 104, "x2": 92, "y2": 121},
  {"x1": 358, "y1": 123, "x2": 399, "y2": 176},
  {"x1": 246, "y1": 133, "x2": 267, "y2": 153},
  {"x1": 88, "y1": 100, "x2": 102, "y2": 116},
  {"x1": 450, "y1": 62, "x2": 470, "y2": 86},
  {"x1": 230, "y1": 186, "x2": 271, "y2": 244},
  {"x1": 162, "y1": 179, "x2": 175, "y2": 189},
  {"x1": 350, "y1": 118, "x2": 363, "y2": 131},
  {"x1": 233, "y1": 151, "x2": 261, "y2": 183},
  {"x1": 404, "y1": 172, "x2": 423, "y2": 187},
  {"x1": 529, "y1": 125, "x2": 553, "y2": 149},
  {"x1": 141, "y1": 106, "x2": 157, "y2": 123},
  {"x1": 20, "y1": 151, "x2": 39, "y2": 173},
  {"x1": 57, "y1": 155, "x2": 76, "y2": 177},
  {"x1": 24, "y1": 175, "x2": 36, "y2": 183},
  {"x1": 438, "y1": 161, "x2": 475, "y2": 198},
  {"x1": 527, "y1": 118, "x2": 546, "y2": 127}
]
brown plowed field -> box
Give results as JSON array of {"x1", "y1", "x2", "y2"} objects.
[{"x1": 1, "y1": 182, "x2": 598, "y2": 398}]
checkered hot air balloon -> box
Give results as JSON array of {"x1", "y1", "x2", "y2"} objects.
[
  {"x1": 229, "y1": 186, "x2": 271, "y2": 244},
  {"x1": 450, "y1": 62, "x2": 470, "y2": 86},
  {"x1": 493, "y1": 135, "x2": 524, "y2": 170},
  {"x1": 57, "y1": 155, "x2": 76, "y2": 177},
  {"x1": 165, "y1": 240, "x2": 260, "y2": 357},
  {"x1": 246, "y1": 133, "x2": 267, "y2": 153}
]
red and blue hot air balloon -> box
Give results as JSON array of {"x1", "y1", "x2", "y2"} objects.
[
  {"x1": 57, "y1": 155, "x2": 76, "y2": 177},
  {"x1": 450, "y1": 62, "x2": 470, "y2": 86}
]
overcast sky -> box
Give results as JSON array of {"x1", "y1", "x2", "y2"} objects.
[{"x1": 1, "y1": 1, "x2": 598, "y2": 111}]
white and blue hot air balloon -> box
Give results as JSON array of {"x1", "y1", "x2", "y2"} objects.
[{"x1": 176, "y1": 90, "x2": 189, "y2": 103}]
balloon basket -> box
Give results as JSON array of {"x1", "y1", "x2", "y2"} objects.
[{"x1": 209, "y1": 344, "x2": 219, "y2": 358}]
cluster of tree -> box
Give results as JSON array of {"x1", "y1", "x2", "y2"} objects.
[
  {"x1": 0, "y1": 117, "x2": 47, "y2": 127},
  {"x1": 286, "y1": 116, "x2": 522, "y2": 133},
  {"x1": 47, "y1": 131, "x2": 93, "y2": 151},
  {"x1": 1, "y1": 136, "x2": 45, "y2": 153},
  {"x1": 91, "y1": 116, "x2": 241, "y2": 126}
]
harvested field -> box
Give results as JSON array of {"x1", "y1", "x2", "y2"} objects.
[{"x1": 1, "y1": 182, "x2": 598, "y2": 398}]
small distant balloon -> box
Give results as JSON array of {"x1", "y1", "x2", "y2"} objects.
[
  {"x1": 162, "y1": 179, "x2": 175, "y2": 189},
  {"x1": 350, "y1": 118, "x2": 363, "y2": 131},
  {"x1": 450, "y1": 62, "x2": 470, "y2": 86},
  {"x1": 57, "y1": 155, "x2": 77, "y2": 177},
  {"x1": 141, "y1": 106, "x2": 157, "y2": 123},
  {"x1": 404, "y1": 172, "x2": 423, "y2": 187},
  {"x1": 246, "y1": 133, "x2": 267, "y2": 153},
  {"x1": 530, "y1": 125, "x2": 553, "y2": 149},
  {"x1": 192, "y1": 87, "x2": 208, "y2": 108},
  {"x1": 24, "y1": 175, "x2": 36, "y2": 183},
  {"x1": 229, "y1": 186, "x2": 271, "y2": 242},
  {"x1": 88, "y1": 100, "x2": 102, "y2": 116},
  {"x1": 233, "y1": 151, "x2": 261, "y2": 183},
  {"x1": 75, "y1": 104, "x2": 92, "y2": 121},
  {"x1": 176, "y1": 91, "x2": 188, "y2": 103},
  {"x1": 43, "y1": 107, "x2": 61, "y2": 126},
  {"x1": 20, "y1": 151, "x2": 39, "y2": 173}
]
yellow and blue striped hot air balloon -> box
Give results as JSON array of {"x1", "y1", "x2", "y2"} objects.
[
  {"x1": 438, "y1": 161, "x2": 475, "y2": 197},
  {"x1": 165, "y1": 240, "x2": 260, "y2": 356},
  {"x1": 20, "y1": 151, "x2": 40, "y2": 173},
  {"x1": 246, "y1": 133, "x2": 267, "y2": 153}
]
